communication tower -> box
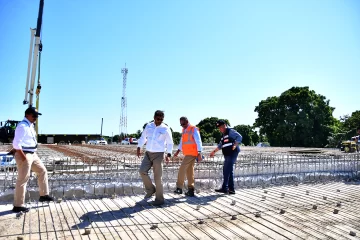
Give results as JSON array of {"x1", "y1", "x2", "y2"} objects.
[{"x1": 119, "y1": 65, "x2": 128, "y2": 140}]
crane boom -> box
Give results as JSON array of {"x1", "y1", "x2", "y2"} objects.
[
  {"x1": 23, "y1": 0, "x2": 44, "y2": 108},
  {"x1": 23, "y1": 0, "x2": 44, "y2": 136}
]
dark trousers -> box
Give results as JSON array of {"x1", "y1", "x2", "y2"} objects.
[{"x1": 221, "y1": 151, "x2": 239, "y2": 191}]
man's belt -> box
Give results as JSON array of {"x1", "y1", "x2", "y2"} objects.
[{"x1": 23, "y1": 151, "x2": 35, "y2": 154}]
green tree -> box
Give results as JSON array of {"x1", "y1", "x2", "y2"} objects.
[
  {"x1": 233, "y1": 124, "x2": 258, "y2": 146},
  {"x1": 341, "y1": 111, "x2": 360, "y2": 136},
  {"x1": 258, "y1": 134, "x2": 269, "y2": 145},
  {"x1": 172, "y1": 132, "x2": 181, "y2": 145},
  {"x1": 254, "y1": 86, "x2": 335, "y2": 147},
  {"x1": 326, "y1": 118, "x2": 347, "y2": 148},
  {"x1": 135, "y1": 130, "x2": 142, "y2": 139},
  {"x1": 197, "y1": 117, "x2": 230, "y2": 143},
  {"x1": 113, "y1": 134, "x2": 120, "y2": 143},
  {"x1": 251, "y1": 131, "x2": 260, "y2": 145},
  {"x1": 326, "y1": 111, "x2": 360, "y2": 148}
]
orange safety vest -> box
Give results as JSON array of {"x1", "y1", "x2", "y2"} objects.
[{"x1": 182, "y1": 125, "x2": 199, "y2": 156}]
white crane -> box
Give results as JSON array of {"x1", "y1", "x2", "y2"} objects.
[{"x1": 23, "y1": 0, "x2": 44, "y2": 135}]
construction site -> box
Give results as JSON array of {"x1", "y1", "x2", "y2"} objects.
[
  {"x1": 1, "y1": 1, "x2": 360, "y2": 240},
  {"x1": 0, "y1": 144, "x2": 360, "y2": 239}
]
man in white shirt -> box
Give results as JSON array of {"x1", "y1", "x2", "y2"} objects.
[
  {"x1": 12, "y1": 107, "x2": 54, "y2": 213},
  {"x1": 137, "y1": 110, "x2": 174, "y2": 206}
]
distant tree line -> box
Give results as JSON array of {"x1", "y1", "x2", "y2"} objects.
[{"x1": 113, "y1": 86, "x2": 359, "y2": 148}]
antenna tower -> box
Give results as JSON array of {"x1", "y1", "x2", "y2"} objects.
[{"x1": 119, "y1": 65, "x2": 128, "y2": 140}]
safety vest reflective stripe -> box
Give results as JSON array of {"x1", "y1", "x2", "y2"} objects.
[
  {"x1": 221, "y1": 135, "x2": 229, "y2": 140},
  {"x1": 183, "y1": 127, "x2": 194, "y2": 145},
  {"x1": 221, "y1": 128, "x2": 236, "y2": 156},
  {"x1": 182, "y1": 125, "x2": 198, "y2": 156},
  {"x1": 222, "y1": 143, "x2": 233, "y2": 148}
]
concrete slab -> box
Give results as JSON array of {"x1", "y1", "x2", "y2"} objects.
[{"x1": 1, "y1": 182, "x2": 360, "y2": 240}]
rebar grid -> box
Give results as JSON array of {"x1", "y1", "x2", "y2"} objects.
[{"x1": 1, "y1": 145, "x2": 359, "y2": 201}]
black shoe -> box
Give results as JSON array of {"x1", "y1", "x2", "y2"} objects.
[
  {"x1": 12, "y1": 206, "x2": 30, "y2": 213},
  {"x1": 39, "y1": 195, "x2": 54, "y2": 202},
  {"x1": 174, "y1": 188, "x2": 183, "y2": 194},
  {"x1": 185, "y1": 189, "x2": 195, "y2": 197},
  {"x1": 229, "y1": 190, "x2": 235, "y2": 194},
  {"x1": 149, "y1": 200, "x2": 165, "y2": 206},
  {"x1": 215, "y1": 188, "x2": 228, "y2": 194}
]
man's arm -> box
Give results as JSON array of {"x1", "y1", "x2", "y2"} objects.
[
  {"x1": 193, "y1": 128, "x2": 203, "y2": 162},
  {"x1": 137, "y1": 124, "x2": 148, "y2": 157},
  {"x1": 174, "y1": 136, "x2": 182, "y2": 157},
  {"x1": 137, "y1": 125, "x2": 148, "y2": 148},
  {"x1": 193, "y1": 128, "x2": 203, "y2": 152},
  {"x1": 165, "y1": 127, "x2": 174, "y2": 155},
  {"x1": 230, "y1": 129, "x2": 243, "y2": 149},
  {"x1": 12, "y1": 125, "x2": 27, "y2": 161},
  {"x1": 232, "y1": 129, "x2": 243, "y2": 143}
]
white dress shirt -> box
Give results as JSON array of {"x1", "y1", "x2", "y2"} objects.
[
  {"x1": 12, "y1": 118, "x2": 38, "y2": 152},
  {"x1": 137, "y1": 122, "x2": 174, "y2": 154}
]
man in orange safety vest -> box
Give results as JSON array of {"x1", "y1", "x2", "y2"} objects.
[{"x1": 173, "y1": 116, "x2": 203, "y2": 197}]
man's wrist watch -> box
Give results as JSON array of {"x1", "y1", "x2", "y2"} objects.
[{"x1": 167, "y1": 153, "x2": 171, "y2": 157}]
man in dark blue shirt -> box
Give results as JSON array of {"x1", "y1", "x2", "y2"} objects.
[{"x1": 210, "y1": 120, "x2": 242, "y2": 194}]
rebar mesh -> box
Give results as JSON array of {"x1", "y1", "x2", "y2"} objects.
[{"x1": 1, "y1": 145, "x2": 359, "y2": 201}]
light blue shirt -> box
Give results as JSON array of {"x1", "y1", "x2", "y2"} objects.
[{"x1": 178, "y1": 125, "x2": 203, "y2": 152}]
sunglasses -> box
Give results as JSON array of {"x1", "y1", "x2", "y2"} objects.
[
  {"x1": 32, "y1": 115, "x2": 38, "y2": 119},
  {"x1": 155, "y1": 117, "x2": 163, "y2": 121},
  {"x1": 180, "y1": 123, "x2": 187, "y2": 126}
]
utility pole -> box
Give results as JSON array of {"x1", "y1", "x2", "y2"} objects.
[
  {"x1": 100, "y1": 118, "x2": 103, "y2": 139},
  {"x1": 119, "y1": 64, "x2": 128, "y2": 140}
]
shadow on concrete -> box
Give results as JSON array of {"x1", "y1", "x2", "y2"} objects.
[
  {"x1": 72, "y1": 193, "x2": 224, "y2": 229},
  {"x1": 71, "y1": 205, "x2": 141, "y2": 229},
  {"x1": 0, "y1": 210, "x2": 13, "y2": 217}
]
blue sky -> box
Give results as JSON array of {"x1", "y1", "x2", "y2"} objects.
[{"x1": 1, "y1": 0, "x2": 360, "y2": 136}]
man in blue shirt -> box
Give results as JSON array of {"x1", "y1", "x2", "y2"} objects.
[{"x1": 210, "y1": 120, "x2": 242, "y2": 194}]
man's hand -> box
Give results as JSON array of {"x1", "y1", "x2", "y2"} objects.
[
  {"x1": 136, "y1": 147, "x2": 141, "y2": 158},
  {"x1": 173, "y1": 149, "x2": 180, "y2": 158},
  {"x1": 16, "y1": 150, "x2": 27, "y2": 162},
  {"x1": 7, "y1": 148, "x2": 16, "y2": 156},
  {"x1": 165, "y1": 156, "x2": 170, "y2": 163},
  {"x1": 210, "y1": 150, "x2": 216, "y2": 158},
  {"x1": 197, "y1": 153, "x2": 202, "y2": 162},
  {"x1": 232, "y1": 142, "x2": 238, "y2": 150}
]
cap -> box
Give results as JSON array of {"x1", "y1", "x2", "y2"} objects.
[
  {"x1": 216, "y1": 120, "x2": 225, "y2": 127},
  {"x1": 25, "y1": 107, "x2": 42, "y2": 116}
]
